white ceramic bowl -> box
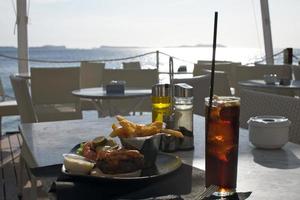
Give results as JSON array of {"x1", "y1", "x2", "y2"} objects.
[{"x1": 248, "y1": 116, "x2": 291, "y2": 149}]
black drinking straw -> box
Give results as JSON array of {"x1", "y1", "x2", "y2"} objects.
[{"x1": 206, "y1": 12, "x2": 218, "y2": 143}]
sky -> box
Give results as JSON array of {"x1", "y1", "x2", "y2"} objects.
[{"x1": 0, "y1": 0, "x2": 300, "y2": 49}]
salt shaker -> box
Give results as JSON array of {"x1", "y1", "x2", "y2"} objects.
[{"x1": 174, "y1": 83, "x2": 194, "y2": 150}]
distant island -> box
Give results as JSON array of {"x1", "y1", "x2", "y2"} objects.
[
  {"x1": 0, "y1": 43, "x2": 226, "y2": 50},
  {"x1": 100, "y1": 43, "x2": 226, "y2": 48},
  {"x1": 99, "y1": 45, "x2": 147, "y2": 49},
  {"x1": 166, "y1": 43, "x2": 226, "y2": 48},
  {"x1": 29, "y1": 45, "x2": 66, "y2": 50}
]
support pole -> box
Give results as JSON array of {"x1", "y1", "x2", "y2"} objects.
[
  {"x1": 260, "y1": 0, "x2": 274, "y2": 65},
  {"x1": 156, "y1": 50, "x2": 159, "y2": 69},
  {"x1": 17, "y1": 0, "x2": 29, "y2": 73}
]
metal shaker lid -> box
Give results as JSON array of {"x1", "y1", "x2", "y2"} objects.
[
  {"x1": 174, "y1": 83, "x2": 193, "y2": 97},
  {"x1": 152, "y1": 83, "x2": 170, "y2": 96}
]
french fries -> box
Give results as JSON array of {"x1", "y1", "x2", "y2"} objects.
[{"x1": 110, "y1": 115, "x2": 184, "y2": 138}]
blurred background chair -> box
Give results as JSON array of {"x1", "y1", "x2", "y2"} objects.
[
  {"x1": 122, "y1": 61, "x2": 141, "y2": 70},
  {"x1": 79, "y1": 61, "x2": 105, "y2": 110},
  {"x1": 240, "y1": 89, "x2": 300, "y2": 144},
  {"x1": 193, "y1": 62, "x2": 240, "y2": 95},
  {"x1": 10, "y1": 75, "x2": 38, "y2": 199},
  {"x1": 0, "y1": 77, "x2": 18, "y2": 134},
  {"x1": 30, "y1": 67, "x2": 82, "y2": 122},
  {"x1": 292, "y1": 66, "x2": 300, "y2": 80},
  {"x1": 201, "y1": 70, "x2": 232, "y2": 96},
  {"x1": 173, "y1": 75, "x2": 210, "y2": 116}
]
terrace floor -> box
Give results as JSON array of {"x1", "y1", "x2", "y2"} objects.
[{"x1": 0, "y1": 133, "x2": 49, "y2": 200}]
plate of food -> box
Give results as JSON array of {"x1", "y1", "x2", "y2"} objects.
[{"x1": 62, "y1": 116, "x2": 183, "y2": 182}]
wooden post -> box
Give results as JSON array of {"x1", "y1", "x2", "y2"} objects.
[
  {"x1": 283, "y1": 48, "x2": 293, "y2": 65},
  {"x1": 17, "y1": 0, "x2": 29, "y2": 73}
]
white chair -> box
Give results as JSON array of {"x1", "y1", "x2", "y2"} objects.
[
  {"x1": 79, "y1": 61, "x2": 105, "y2": 110},
  {"x1": 240, "y1": 89, "x2": 300, "y2": 144},
  {"x1": 193, "y1": 62, "x2": 240, "y2": 93},
  {"x1": 10, "y1": 75, "x2": 38, "y2": 199},
  {"x1": 102, "y1": 69, "x2": 159, "y2": 115},
  {"x1": 292, "y1": 66, "x2": 300, "y2": 80},
  {"x1": 30, "y1": 67, "x2": 82, "y2": 122},
  {"x1": 201, "y1": 69, "x2": 232, "y2": 96},
  {"x1": 173, "y1": 75, "x2": 210, "y2": 116},
  {"x1": 0, "y1": 77, "x2": 18, "y2": 134},
  {"x1": 122, "y1": 61, "x2": 141, "y2": 69}
]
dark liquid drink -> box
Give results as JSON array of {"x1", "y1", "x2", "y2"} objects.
[{"x1": 205, "y1": 97, "x2": 240, "y2": 196}]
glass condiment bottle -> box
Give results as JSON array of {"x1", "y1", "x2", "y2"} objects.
[
  {"x1": 174, "y1": 83, "x2": 194, "y2": 150},
  {"x1": 151, "y1": 83, "x2": 171, "y2": 122}
]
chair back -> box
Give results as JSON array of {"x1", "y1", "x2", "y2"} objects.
[
  {"x1": 0, "y1": 77, "x2": 5, "y2": 101},
  {"x1": 292, "y1": 66, "x2": 300, "y2": 80},
  {"x1": 201, "y1": 70, "x2": 232, "y2": 96},
  {"x1": 173, "y1": 75, "x2": 210, "y2": 116},
  {"x1": 10, "y1": 75, "x2": 37, "y2": 123},
  {"x1": 240, "y1": 89, "x2": 300, "y2": 144},
  {"x1": 122, "y1": 62, "x2": 141, "y2": 70},
  {"x1": 31, "y1": 67, "x2": 80, "y2": 105},
  {"x1": 80, "y1": 61, "x2": 105, "y2": 88},
  {"x1": 193, "y1": 62, "x2": 240, "y2": 91}
]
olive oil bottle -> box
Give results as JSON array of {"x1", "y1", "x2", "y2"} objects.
[{"x1": 151, "y1": 84, "x2": 171, "y2": 122}]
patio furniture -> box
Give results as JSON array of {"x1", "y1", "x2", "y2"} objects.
[
  {"x1": 293, "y1": 65, "x2": 300, "y2": 80},
  {"x1": 101, "y1": 68, "x2": 158, "y2": 114},
  {"x1": 10, "y1": 75, "x2": 38, "y2": 199},
  {"x1": 193, "y1": 62, "x2": 240, "y2": 91},
  {"x1": 19, "y1": 115, "x2": 300, "y2": 199},
  {"x1": 238, "y1": 79, "x2": 300, "y2": 97},
  {"x1": 72, "y1": 87, "x2": 151, "y2": 117},
  {"x1": 240, "y1": 89, "x2": 300, "y2": 144},
  {"x1": 10, "y1": 75, "x2": 37, "y2": 123},
  {"x1": 201, "y1": 69, "x2": 232, "y2": 96},
  {"x1": 30, "y1": 67, "x2": 82, "y2": 122},
  {"x1": 173, "y1": 75, "x2": 210, "y2": 116},
  {"x1": 0, "y1": 77, "x2": 18, "y2": 134},
  {"x1": 122, "y1": 61, "x2": 141, "y2": 69},
  {"x1": 235, "y1": 65, "x2": 293, "y2": 96},
  {"x1": 79, "y1": 61, "x2": 105, "y2": 110}
]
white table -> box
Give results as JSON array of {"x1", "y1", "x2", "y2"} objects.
[
  {"x1": 72, "y1": 87, "x2": 151, "y2": 116},
  {"x1": 20, "y1": 115, "x2": 300, "y2": 199},
  {"x1": 238, "y1": 79, "x2": 300, "y2": 96}
]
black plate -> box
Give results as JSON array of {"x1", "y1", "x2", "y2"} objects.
[{"x1": 62, "y1": 143, "x2": 182, "y2": 182}]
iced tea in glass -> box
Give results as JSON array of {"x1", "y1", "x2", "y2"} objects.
[{"x1": 205, "y1": 96, "x2": 240, "y2": 197}]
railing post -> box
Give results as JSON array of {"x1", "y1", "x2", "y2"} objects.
[
  {"x1": 156, "y1": 50, "x2": 159, "y2": 69},
  {"x1": 283, "y1": 48, "x2": 293, "y2": 65}
]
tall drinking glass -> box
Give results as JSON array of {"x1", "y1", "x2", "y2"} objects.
[{"x1": 205, "y1": 96, "x2": 240, "y2": 197}]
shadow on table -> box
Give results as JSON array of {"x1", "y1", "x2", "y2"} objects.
[
  {"x1": 251, "y1": 148, "x2": 300, "y2": 169},
  {"x1": 49, "y1": 163, "x2": 206, "y2": 200},
  {"x1": 203, "y1": 192, "x2": 252, "y2": 200}
]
